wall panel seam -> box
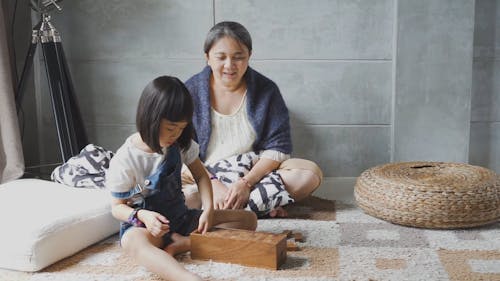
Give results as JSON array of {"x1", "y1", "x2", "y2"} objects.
[{"x1": 390, "y1": 0, "x2": 398, "y2": 162}]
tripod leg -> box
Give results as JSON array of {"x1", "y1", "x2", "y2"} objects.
[
  {"x1": 59, "y1": 45, "x2": 88, "y2": 150},
  {"x1": 41, "y1": 40, "x2": 87, "y2": 162},
  {"x1": 41, "y1": 41, "x2": 72, "y2": 162},
  {"x1": 15, "y1": 21, "x2": 42, "y2": 112}
]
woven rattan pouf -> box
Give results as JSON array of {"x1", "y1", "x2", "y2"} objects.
[{"x1": 354, "y1": 161, "x2": 500, "y2": 229}]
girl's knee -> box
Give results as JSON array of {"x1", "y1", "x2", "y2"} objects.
[
  {"x1": 121, "y1": 228, "x2": 154, "y2": 257},
  {"x1": 121, "y1": 232, "x2": 139, "y2": 256},
  {"x1": 246, "y1": 211, "x2": 258, "y2": 230},
  {"x1": 236, "y1": 211, "x2": 257, "y2": 231},
  {"x1": 213, "y1": 209, "x2": 257, "y2": 230}
]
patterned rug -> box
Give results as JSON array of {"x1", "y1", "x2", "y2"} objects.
[{"x1": 1, "y1": 196, "x2": 499, "y2": 281}]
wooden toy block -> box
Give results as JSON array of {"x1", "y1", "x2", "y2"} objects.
[
  {"x1": 281, "y1": 229, "x2": 293, "y2": 238},
  {"x1": 190, "y1": 228, "x2": 287, "y2": 270},
  {"x1": 293, "y1": 232, "x2": 304, "y2": 242},
  {"x1": 286, "y1": 240, "x2": 300, "y2": 251}
]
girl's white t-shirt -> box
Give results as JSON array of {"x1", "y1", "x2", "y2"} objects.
[{"x1": 107, "y1": 133, "x2": 199, "y2": 194}]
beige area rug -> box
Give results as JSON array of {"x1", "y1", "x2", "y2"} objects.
[{"x1": 1, "y1": 196, "x2": 499, "y2": 281}]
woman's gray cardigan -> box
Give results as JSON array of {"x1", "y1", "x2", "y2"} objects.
[{"x1": 185, "y1": 66, "x2": 292, "y2": 162}]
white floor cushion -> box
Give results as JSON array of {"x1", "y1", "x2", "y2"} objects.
[{"x1": 0, "y1": 179, "x2": 119, "y2": 272}]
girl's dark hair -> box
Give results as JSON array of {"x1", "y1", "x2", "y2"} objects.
[
  {"x1": 136, "y1": 76, "x2": 193, "y2": 153},
  {"x1": 203, "y1": 21, "x2": 252, "y2": 54}
]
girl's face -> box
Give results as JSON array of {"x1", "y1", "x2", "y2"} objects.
[
  {"x1": 205, "y1": 36, "x2": 250, "y2": 90},
  {"x1": 159, "y1": 119, "x2": 187, "y2": 148}
]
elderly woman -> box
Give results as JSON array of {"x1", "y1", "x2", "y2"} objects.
[{"x1": 183, "y1": 21, "x2": 323, "y2": 218}]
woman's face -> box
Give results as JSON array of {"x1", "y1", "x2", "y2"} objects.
[
  {"x1": 205, "y1": 36, "x2": 250, "y2": 89},
  {"x1": 159, "y1": 119, "x2": 187, "y2": 148}
]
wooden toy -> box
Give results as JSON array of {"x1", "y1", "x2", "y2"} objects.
[
  {"x1": 293, "y1": 232, "x2": 304, "y2": 242},
  {"x1": 286, "y1": 240, "x2": 299, "y2": 251},
  {"x1": 281, "y1": 229, "x2": 293, "y2": 238},
  {"x1": 190, "y1": 228, "x2": 287, "y2": 269}
]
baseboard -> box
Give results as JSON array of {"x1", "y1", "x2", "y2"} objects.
[{"x1": 312, "y1": 177, "x2": 357, "y2": 201}]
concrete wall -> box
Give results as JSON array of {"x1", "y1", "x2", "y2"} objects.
[
  {"x1": 394, "y1": 0, "x2": 474, "y2": 163},
  {"x1": 23, "y1": 0, "x2": 498, "y2": 183},
  {"x1": 470, "y1": 0, "x2": 500, "y2": 172}
]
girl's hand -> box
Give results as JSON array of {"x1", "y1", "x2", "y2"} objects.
[
  {"x1": 139, "y1": 209, "x2": 170, "y2": 237},
  {"x1": 197, "y1": 208, "x2": 214, "y2": 234},
  {"x1": 224, "y1": 180, "x2": 250, "y2": 209}
]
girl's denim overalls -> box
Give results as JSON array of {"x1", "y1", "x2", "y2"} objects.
[{"x1": 117, "y1": 145, "x2": 202, "y2": 245}]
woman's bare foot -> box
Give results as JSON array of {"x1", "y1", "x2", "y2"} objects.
[
  {"x1": 164, "y1": 233, "x2": 191, "y2": 256},
  {"x1": 269, "y1": 206, "x2": 288, "y2": 218}
]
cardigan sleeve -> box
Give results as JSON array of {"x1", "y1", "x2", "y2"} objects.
[
  {"x1": 185, "y1": 67, "x2": 212, "y2": 161},
  {"x1": 247, "y1": 68, "x2": 292, "y2": 154},
  {"x1": 258, "y1": 85, "x2": 292, "y2": 154}
]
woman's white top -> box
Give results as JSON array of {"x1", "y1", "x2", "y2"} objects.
[{"x1": 204, "y1": 94, "x2": 290, "y2": 165}]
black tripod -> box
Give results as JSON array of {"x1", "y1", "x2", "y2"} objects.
[{"x1": 16, "y1": 11, "x2": 88, "y2": 163}]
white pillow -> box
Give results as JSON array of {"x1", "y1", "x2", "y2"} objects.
[{"x1": 0, "y1": 179, "x2": 119, "y2": 271}]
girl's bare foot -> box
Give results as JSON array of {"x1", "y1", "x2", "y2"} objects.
[
  {"x1": 164, "y1": 233, "x2": 191, "y2": 256},
  {"x1": 269, "y1": 206, "x2": 288, "y2": 218}
]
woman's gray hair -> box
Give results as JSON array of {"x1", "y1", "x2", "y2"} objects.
[{"x1": 203, "y1": 21, "x2": 252, "y2": 54}]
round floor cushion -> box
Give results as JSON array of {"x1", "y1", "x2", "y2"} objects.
[{"x1": 354, "y1": 161, "x2": 500, "y2": 229}]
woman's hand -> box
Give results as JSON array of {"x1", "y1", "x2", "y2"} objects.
[
  {"x1": 197, "y1": 208, "x2": 214, "y2": 234},
  {"x1": 139, "y1": 209, "x2": 170, "y2": 238},
  {"x1": 224, "y1": 180, "x2": 250, "y2": 209},
  {"x1": 211, "y1": 179, "x2": 229, "y2": 209}
]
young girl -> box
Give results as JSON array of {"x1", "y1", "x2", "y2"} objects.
[{"x1": 107, "y1": 76, "x2": 257, "y2": 281}]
